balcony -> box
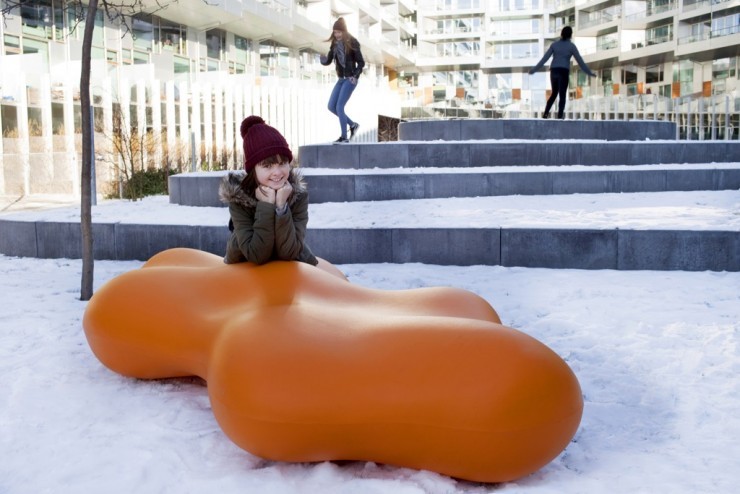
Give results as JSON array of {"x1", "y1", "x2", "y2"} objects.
[
  {"x1": 579, "y1": 8, "x2": 621, "y2": 30},
  {"x1": 677, "y1": 24, "x2": 740, "y2": 45},
  {"x1": 682, "y1": 0, "x2": 735, "y2": 14},
  {"x1": 623, "y1": 1, "x2": 676, "y2": 24},
  {"x1": 422, "y1": 26, "x2": 482, "y2": 37}
]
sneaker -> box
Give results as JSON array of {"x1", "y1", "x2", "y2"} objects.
[
  {"x1": 333, "y1": 137, "x2": 349, "y2": 144},
  {"x1": 349, "y1": 122, "x2": 360, "y2": 139}
]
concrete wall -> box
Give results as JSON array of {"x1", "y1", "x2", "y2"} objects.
[
  {"x1": 168, "y1": 167, "x2": 740, "y2": 206},
  {"x1": 1, "y1": 219, "x2": 737, "y2": 271}
]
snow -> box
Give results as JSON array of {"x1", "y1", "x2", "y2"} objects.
[
  {"x1": 2, "y1": 189, "x2": 739, "y2": 231},
  {"x1": 1, "y1": 189, "x2": 740, "y2": 493}
]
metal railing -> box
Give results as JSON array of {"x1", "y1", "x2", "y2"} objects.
[{"x1": 401, "y1": 94, "x2": 740, "y2": 141}]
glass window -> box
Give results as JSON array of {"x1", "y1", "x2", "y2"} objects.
[
  {"x1": 4, "y1": 34, "x2": 21, "y2": 53},
  {"x1": 160, "y1": 20, "x2": 185, "y2": 55},
  {"x1": 622, "y1": 68, "x2": 638, "y2": 84},
  {"x1": 21, "y1": 0, "x2": 53, "y2": 40},
  {"x1": 1, "y1": 105, "x2": 18, "y2": 136},
  {"x1": 133, "y1": 14, "x2": 154, "y2": 52},
  {"x1": 601, "y1": 69, "x2": 613, "y2": 86},
  {"x1": 646, "y1": 24, "x2": 672, "y2": 45},
  {"x1": 235, "y1": 36, "x2": 252, "y2": 65},
  {"x1": 712, "y1": 58, "x2": 736, "y2": 80},
  {"x1": 134, "y1": 50, "x2": 149, "y2": 64},
  {"x1": 646, "y1": 65, "x2": 663, "y2": 84},
  {"x1": 206, "y1": 29, "x2": 225, "y2": 60},
  {"x1": 53, "y1": 1, "x2": 65, "y2": 40},
  {"x1": 51, "y1": 103, "x2": 64, "y2": 135},
  {"x1": 174, "y1": 55, "x2": 190, "y2": 74},
  {"x1": 259, "y1": 40, "x2": 289, "y2": 76},
  {"x1": 23, "y1": 37, "x2": 49, "y2": 57}
]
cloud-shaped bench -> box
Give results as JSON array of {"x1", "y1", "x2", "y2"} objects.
[{"x1": 83, "y1": 248, "x2": 582, "y2": 483}]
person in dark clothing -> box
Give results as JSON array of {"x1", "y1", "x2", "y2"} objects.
[
  {"x1": 219, "y1": 116, "x2": 318, "y2": 266},
  {"x1": 529, "y1": 26, "x2": 596, "y2": 119},
  {"x1": 320, "y1": 17, "x2": 365, "y2": 143}
]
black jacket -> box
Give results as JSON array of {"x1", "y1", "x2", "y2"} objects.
[{"x1": 321, "y1": 37, "x2": 365, "y2": 79}]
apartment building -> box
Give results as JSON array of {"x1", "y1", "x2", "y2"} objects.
[
  {"x1": 0, "y1": 0, "x2": 737, "y2": 128},
  {"x1": 0, "y1": 0, "x2": 413, "y2": 112},
  {"x1": 0, "y1": 0, "x2": 413, "y2": 196},
  {"x1": 413, "y1": 0, "x2": 739, "y2": 116}
]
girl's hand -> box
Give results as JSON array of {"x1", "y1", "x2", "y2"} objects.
[
  {"x1": 275, "y1": 182, "x2": 293, "y2": 209},
  {"x1": 349, "y1": 76, "x2": 357, "y2": 85},
  {"x1": 256, "y1": 185, "x2": 276, "y2": 204}
]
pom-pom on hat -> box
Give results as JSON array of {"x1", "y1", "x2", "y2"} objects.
[
  {"x1": 332, "y1": 17, "x2": 347, "y2": 32},
  {"x1": 240, "y1": 116, "x2": 293, "y2": 172}
]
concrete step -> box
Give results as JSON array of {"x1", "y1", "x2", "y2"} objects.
[
  {"x1": 297, "y1": 140, "x2": 740, "y2": 169},
  {"x1": 169, "y1": 165, "x2": 740, "y2": 207},
  {"x1": 398, "y1": 119, "x2": 677, "y2": 141},
  {"x1": 1, "y1": 216, "x2": 737, "y2": 271},
  {"x1": 1, "y1": 194, "x2": 737, "y2": 271}
]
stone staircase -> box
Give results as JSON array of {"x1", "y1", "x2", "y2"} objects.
[{"x1": 1, "y1": 119, "x2": 739, "y2": 271}]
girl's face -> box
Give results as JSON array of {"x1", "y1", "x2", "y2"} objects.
[
  {"x1": 255, "y1": 161, "x2": 291, "y2": 190},
  {"x1": 333, "y1": 30, "x2": 343, "y2": 41}
]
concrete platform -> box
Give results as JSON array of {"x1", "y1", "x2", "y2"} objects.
[
  {"x1": 398, "y1": 119, "x2": 677, "y2": 142},
  {"x1": 297, "y1": 141, "x2": 740, "y2": 169},
  {"x1": 1, "y1": 218, "x2": 737, "y2": 271},
  {"x1": 168, "y1": 166, "x2": 740, "y2": 206}
]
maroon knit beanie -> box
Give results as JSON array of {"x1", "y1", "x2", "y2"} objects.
[
  {"x1": 333, "y1": 17, "x2": 347, "y2": 32},
  {"x1": 240, "y1": 116, "x2": 293, "y2": 172}
]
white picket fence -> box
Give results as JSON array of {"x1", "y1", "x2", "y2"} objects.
[{"x1": 0, "y1": 74, "x2": 400, "y2": 197}]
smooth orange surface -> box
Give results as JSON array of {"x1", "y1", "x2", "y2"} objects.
[{"x1": 82, "y1": 248, "x2": 583, "y2": 483}]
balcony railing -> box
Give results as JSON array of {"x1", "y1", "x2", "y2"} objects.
[
  {"x1": 624, "y1": 1, "x2": 675, "y2": 22},
  {"x1": 683, "y1": 0, "x2": 733, "y2": 13},
  {"x1": 579, "y1": 9, "x2": 621, "y2": 29},
  {"x1": 425, "y1": 26, "x2": 482, "y2": 36},
  {"x1": 401, "y1": 95, "x2": 740, "y2": 141},
  {"x1": 677, "y1": 24, "x2": 739, "y2": 45}
]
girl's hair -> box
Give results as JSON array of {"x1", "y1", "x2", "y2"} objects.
[
  {"x1": 561, "y1": 26, "x2": 573, "y2": 40},
  {"x1": 326, "y1": 18, "x2": 355, "y2": 55},
  {"x1": 240, "y1": 154, "x2": 293, "y2": 197}
]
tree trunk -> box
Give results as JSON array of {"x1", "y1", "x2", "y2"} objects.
[{"x1": 80, "y1": 0, "x2": 99, "y2": 301}]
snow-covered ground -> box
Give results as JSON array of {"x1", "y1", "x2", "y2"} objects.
[
  {"x1": 2, "y1": 188, "x2": 739, "y2": 231},
  {"x1": 1, "y1": 187, "x2": 739, "y2": 493},
  {"x1": 1, "y1": 256, "x2": 738, "y2": 493}
]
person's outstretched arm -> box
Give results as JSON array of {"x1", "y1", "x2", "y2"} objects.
[
  {"x1": 571, "y1": 44, "x2": 596, "y2": 77},
  {"x1": 528, "y1": 44, "x2": 554, "y2": 74}
]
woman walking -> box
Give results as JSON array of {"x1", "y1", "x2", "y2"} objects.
[
  {"x1": 529, "y1": 26, "x2": 595, "y2": 120},
  {"x1": 320, "y1": 17, "x2": 365, "y2": 143}
]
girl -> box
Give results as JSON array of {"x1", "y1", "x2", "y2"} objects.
[
  {"x1": 320, "y1": 17, "x2": 365, "y2": 143},
  {"x1": 219, "y1": 115, "x2": 318, "y2": 266},
  {"x1": 529, "y1": 26, "x2": 595, "y2": 120}
]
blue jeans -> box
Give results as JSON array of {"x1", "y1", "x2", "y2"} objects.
[{"x1": 327, "y1": 78, "x2": 357, "y2": 138}]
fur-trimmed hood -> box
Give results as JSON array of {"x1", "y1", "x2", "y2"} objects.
[{"x1": 218, "y1": 169, "x2": 308, "y2": 208}]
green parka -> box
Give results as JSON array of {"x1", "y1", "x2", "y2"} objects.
[{"x1": 218, "y1": 170, "x2": 318, "y2": 266}]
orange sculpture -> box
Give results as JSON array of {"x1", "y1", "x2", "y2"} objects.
[{"x1": 83, "y1": 248, "x2": 583, "y2": 483}]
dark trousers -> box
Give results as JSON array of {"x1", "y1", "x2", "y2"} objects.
[{"x1": 544, "y1": 68, "x2": 570, "y2": 119}]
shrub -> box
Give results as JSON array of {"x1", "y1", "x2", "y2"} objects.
[{"x1": 116, "y1": 167, "x2": 171, "y2": 200}]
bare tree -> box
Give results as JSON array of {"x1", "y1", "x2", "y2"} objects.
[
  {"x1": 2, "y1": 0, "x2": 173, "y2": 300},
  {"x1": 79, "y1": 0, "x2": 99, "y2": 300}
]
